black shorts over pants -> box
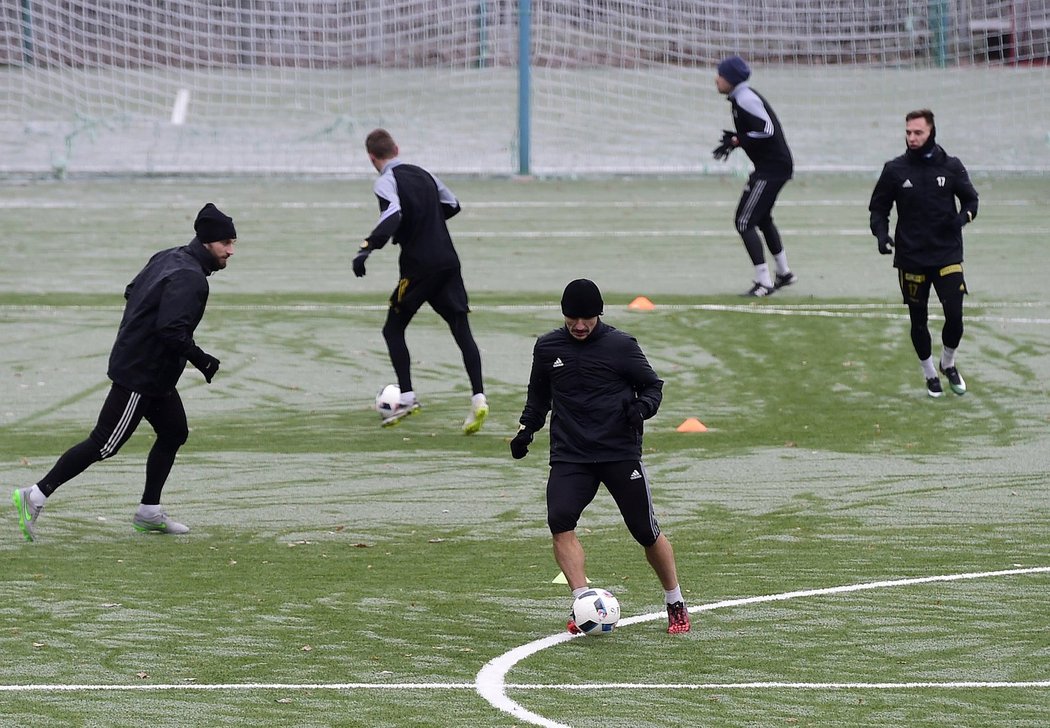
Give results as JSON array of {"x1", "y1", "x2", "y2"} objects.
[
  {"x1": 897, "y1": 263, "x2": 967, "y2": 306},
  {"x1": 546, "y1": 460, "x2": 662, "y2": 547},
  {"x1": 388, "y1": 268, "x2": 470, "y2": 325}
]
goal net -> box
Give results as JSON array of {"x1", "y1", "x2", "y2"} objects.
[{"x1": 1, "y1": 0, "x2": 1047, "y2": 176}]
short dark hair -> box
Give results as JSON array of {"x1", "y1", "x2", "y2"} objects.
[
  {"x1": 365, "y1": 128, "x2": 397, "y2": 160},
  {"x1": 905, "y1": 109, "x2": 935, "y2": 126}
]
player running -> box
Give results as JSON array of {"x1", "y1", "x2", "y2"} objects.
[{"x1": 353, "y1": 128, "x2": 488, "y2": 433}]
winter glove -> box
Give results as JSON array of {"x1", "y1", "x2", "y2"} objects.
[
  {"x1": 510, "y1": 427, "x2": 533, "y2": 459},
  {"x1": 712, "y1": 129, "x2": 736, "y2": 161},
  {"x1": 352, "y1": 248, "x2": 370, "y2": 278},
  {"x1": 877, "y1": 235, "x2": 894, "y2": 255},
  {"x1": 624, "y1": 400, "x2": 647, "y2": 435},
  {"x1": 187, "y1": 346, "x2": 220, "y2": 383}
]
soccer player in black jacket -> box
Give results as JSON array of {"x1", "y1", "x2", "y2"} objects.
[
  {"x1": 12, "y1": 203, "x2": 236, "y2": 541},
  {"x1": 869, "y1": 109, "x2": 979, "y2": 398},
  {"x1": 354, "y1": 128, "x2": 488, "y2": 433},
  {"x1": 713, "y1": 55, "x2": 797, "y2": 297},
  {"x1": 510, "y1": 279, "x2": 690, "y2": 634}
]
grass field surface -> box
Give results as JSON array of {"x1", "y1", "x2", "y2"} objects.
[{"x1": 1, "y1": 174, "x2": 1049, "y2": 726}]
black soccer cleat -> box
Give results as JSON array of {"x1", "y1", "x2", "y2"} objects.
[
  {"x1": 926, "y1": 377, "x2": 944, "y2": 398},
  {"x1": 741, "y1": 282, "x2": 775, "y2": 298}
]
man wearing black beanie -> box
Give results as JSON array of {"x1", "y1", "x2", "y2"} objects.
[
  {"x1": 712, "y1": 54, "x2": 797, "y2": 297},
  {"x1": 510, "y1": 279, "x2": 691, "y2": 635},
  {"x1": 12, "y1": 203, "x2": 236, "y2": 541}
]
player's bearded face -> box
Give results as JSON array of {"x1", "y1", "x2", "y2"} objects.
[
  {"x1": 204, "y1": 240, "x2": 236, "y2": 269},
  {"x1": 905, "y1": 119, "x2": 931, "y2": 150},
  {"x1": 564, "y1": 316, "x2": 598, "y2": 340}
]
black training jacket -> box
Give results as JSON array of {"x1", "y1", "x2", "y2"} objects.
[
  {"x1": 365, "y1": 159, "x2": 462, "y2": 279},
  {"x1": 107, "y1": 239, "x2": 216, "y2": 396},
  {"x1": 728, "y1": 83, "x2": 793, "y2": 178},
  {"x1": 518, "y1": 321, "x2": 663, "y2": 464},
  {"x1": 869, "y1": 144, "x2": 979, "y2": 269}
]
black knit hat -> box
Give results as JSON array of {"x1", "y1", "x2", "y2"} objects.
[
  {"x1": 194, "y1": 203, "x2": 237, "y2": 244},
  {"x1": 717, "y1": 55, "x2": 751, "y2": 86},
  {"x1": 561, "y1": 279, "x2": 604, "y2": 318}
]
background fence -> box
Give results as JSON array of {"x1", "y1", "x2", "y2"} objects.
[{"x1": 1, "y1": 1, "x2": 1047, "y2": 175}]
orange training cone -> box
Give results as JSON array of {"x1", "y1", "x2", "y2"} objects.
[
  {"x1": 627, "y1": 296, "x2": 656, "y2": 311},
  {"x1": 676, "y1": 418, "x2": 708, "y2": 433}
]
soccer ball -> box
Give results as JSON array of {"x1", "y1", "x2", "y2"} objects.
[
  {"x1": 571, "y1": 588, "x2": 621, "y2": 636},
  {"x1": 375, "y1": 384, "x2": 401, "y2": 418}
]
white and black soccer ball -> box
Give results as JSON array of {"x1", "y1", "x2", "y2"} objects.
[
  {"x1": 375, "y1": 384, "x2": 401, "y2": 418},
  {"x1": 571, "y1": 588, "x2": 621, "y2": 635}
]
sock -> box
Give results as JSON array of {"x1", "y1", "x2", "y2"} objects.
[
  {"x1": 773, "y1": 251, "x2": 790, "y2": 276},
  {"x1": 940, "y1": 346, "x2": 957, "y2": 369},
  {"x1": 920, "y1": 357, "x2": 937, "y2": 379},
  {"x1": 571, "y1": 586, "x2": 590, "y2": 599},
  {"x1": 664, "y1": 585, "x2": 684, "y2": 605},
  {"x1": 399, "y1": 390, "x2": 417, "y2": 405},
  {"x1": 471, "y1": 392, "x2": 487, "y2": 408},
  {"x1": 753, "y1": 263, "x2": 773, "y2": 288},
  {"x1": 28, "y1": 484, "x2": 47, "y2": 508},
  {"x1": 138, "y1": 503, "x2": 162, "y2": 518}
]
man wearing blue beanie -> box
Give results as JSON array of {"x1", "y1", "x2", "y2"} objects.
[{"x1": 713, "y1": 55, "x2": 797, "y2": 297}]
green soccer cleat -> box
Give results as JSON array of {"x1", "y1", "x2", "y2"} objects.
[
  {"x1": 13, "y1": 487, "x2": 44, "y2": 542},
  {"x1": 462, "y1": 395, "x2": 489, "y2": 435},
  {"x1": 939, "y1": 364, "x2": 966, "y2": 395}
]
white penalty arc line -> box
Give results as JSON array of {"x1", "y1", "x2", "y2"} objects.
[{"x1": 474, "y1": 566, "x2": 1050, "y2": 728}]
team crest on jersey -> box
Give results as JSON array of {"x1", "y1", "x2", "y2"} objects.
[{"x1": 937, "y1": 176, "x2": 946, "y2": 187}]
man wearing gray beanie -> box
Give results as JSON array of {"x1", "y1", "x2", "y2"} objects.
[
  {"x1": 12, "y1": 203, "x2": 236, "y2": 541},
  {"x1": 510, "y1": 279, "x2": 691, "y2": 635},
  {"x1": 713, "y1": 55, "x2": 797, "y2": 297}
]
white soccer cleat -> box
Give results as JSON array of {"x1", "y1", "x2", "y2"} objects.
[
  {"x1": 133, "y1": 509, "x2": 189, "y2": 534},
  {"x1": 381, "y1": 401, "x2": 421, "y2": 428}
]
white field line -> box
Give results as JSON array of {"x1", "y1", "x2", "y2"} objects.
[
  {"x1": 508, "y1": 681, "x2": 1050, "y2": 690},
  {"x1": 457, "y1": 229, "x2": 1039, "y2": 238},
  {"x1": 0, "y1": 199, "x2": 1038, "y2": 210},
  {"x1": 3, "y1": 302, "x2": 1049, "y2": 326},
  {"x1": 0, "y1": 565, "x2": 1046, "y2": 728},
  {"x1": 474, "y1": 565, "x2": 1050, "y2": 728},
  {"x1": 0, "y1": 679, "x2": 1046, "y2": 694}
]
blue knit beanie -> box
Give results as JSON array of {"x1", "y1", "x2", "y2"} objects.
[{"x1": 717, "y1": 55, "x2": 751, "y2": 86}]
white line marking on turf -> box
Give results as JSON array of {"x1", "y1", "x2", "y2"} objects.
[
  {"x1": 4, "y1": 303, "x2": 1049, "y2": 326},
  {"x1": 508, "y1": 681, "x2": 1050, "y2": 690},
  {"x1": 474, "y1": 566, "x2": 1050, "y2": 728},
  {"x1": 0, "y1": 683, "x2": 477, "y2": 692},
  {"x1": 0, "y1": 567, "x2": 1046, "y2": 727},
  {"x1": 0, "y1": 199, "x2": 1038, "y2": 210}
]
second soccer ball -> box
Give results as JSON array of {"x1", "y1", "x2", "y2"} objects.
[{"x1": 374, "y1": 384, "x2": 401, "y2": 419}]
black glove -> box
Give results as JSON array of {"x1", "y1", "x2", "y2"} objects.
[
  {"x1": 624, "y1": 400, "x2": 647, "y2": 435},
  {"x1": 712, "y1": 129, "x2": 735, "y2": 161},
  {"x1": 352, "y1": 248, "x2": 370, "y2": 278},
  {"x1": 877, "y1": 235, "x2": 894, "y2": 255},
  {"x1": 510, "y1": 428, "x2": 533, "y2": 459},
  {"x1": 186, "y1": 346, "x2": 220, "y2": 383}
]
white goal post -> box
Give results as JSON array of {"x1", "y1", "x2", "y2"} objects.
[{"x1": 0, "y1": 0, "x2": 1047, "y2": 176}]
